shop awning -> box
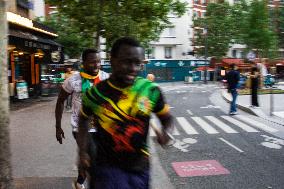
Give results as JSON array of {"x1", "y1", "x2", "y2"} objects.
[
  {"x1": 195, "y1": 66, "x2": 215, "y2": 71},
  {"x1": 8, "y1": 29, "x2": 62, "y2": 47}
]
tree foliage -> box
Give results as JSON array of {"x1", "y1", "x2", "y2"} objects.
[
  {"x1": 37, "y1": 14, "x2": 93, "y2": 58},
  {"x1": 45, "y1": 0, "x2": 187, "y2": 50},
  {"x1": 276, "y1": 5, "x2": 284, "y2": 48},
  {"x1": 244, "y1": 0, "x2": 278, "y2": 59},
  {"x1": 193, "y1": 2, "x2": 233, "y2": 60},
  {"x1": 193, "y1": 0, "x2": 279, "y2": 60}
]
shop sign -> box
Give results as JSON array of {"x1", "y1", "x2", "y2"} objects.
[
  {"x1": 16, "y1": 82, "x2": 29, "y2": 99},
  {"x1": 25, "y1": 40, "x2": 50, "y2": 50},
  {"x1": 51, "y1": 51, "x2": 61, "y2": 63}
]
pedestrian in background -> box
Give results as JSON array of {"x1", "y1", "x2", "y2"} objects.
[
  {"x1": 78, "y1": 37, "x2": 173, "y2": 189},
  {"x1": 250, "y1": 66, "x2": 259, "y2": 107},
  {"x1": 55, "y1": 49, "x2": 109, "y2": 189},
  {"x1": 64, "y1": 67, "x2": 75, "y2": 110},
  {"x1": 226, "y1": 64, "x2": 240, "y2": 115},
  {"x1": 146, "y1": 73, "x2": 155, "y2": 82}
]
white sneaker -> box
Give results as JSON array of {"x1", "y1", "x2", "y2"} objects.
[
  {"x1": 229, "y1": 112, "x2": 238, "y2": 115},
  {"x1": 72, "y1": 181, "x2": 85, "y2": 189}
]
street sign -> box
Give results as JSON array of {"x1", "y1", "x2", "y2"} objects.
[{"x1": 16, "y1": 82, "x2": 29, "y2": 99}]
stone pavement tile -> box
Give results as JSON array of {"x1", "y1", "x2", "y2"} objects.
[{"x1": 14, "y1": 177, "x2": 74, "y2": 189}]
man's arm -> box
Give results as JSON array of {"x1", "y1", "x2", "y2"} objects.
[
  {"x1": 156, "y1": 112, "x2": 174, "y2": 146},
  {"x1": 55, "y1": 87, "x2": 70, "y2": 144},
  {"x1": 152, "y1": 86, "x2": 174, "y2": 146},
  {"x1": 77, "y1": 111, "x2": 91, "y2": 168}
]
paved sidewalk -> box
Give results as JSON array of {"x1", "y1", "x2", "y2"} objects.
[
  {"x1": 222, "y1": 89, "x2": 284, "y2": 126},
  {"x1": 11, "y1": 98, "x2": 173, "y2": 189}
]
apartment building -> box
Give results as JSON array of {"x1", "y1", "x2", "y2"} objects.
[{"x1": 149, "y1": 0, "x2": 194, "y2": 60}]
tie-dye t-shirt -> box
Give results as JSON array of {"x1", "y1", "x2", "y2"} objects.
[{"x1": 81, "y1": 77, "x2": 169, "y2": 171}]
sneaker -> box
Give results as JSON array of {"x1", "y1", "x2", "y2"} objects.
[
  {"x1": 72, "y1": 181, "x2": 85, "y2": 189},
  {"x1": 229, "y1": 111, "x2": 238, "y2": 115}
]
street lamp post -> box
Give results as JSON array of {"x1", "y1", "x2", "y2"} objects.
[{"x1": 204, "y1": 25, "x2": 208, "y2": 84}]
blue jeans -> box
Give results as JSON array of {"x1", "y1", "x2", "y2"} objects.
[{"x1": 230, "y1": 88, "x2": 238, "y2": 113}]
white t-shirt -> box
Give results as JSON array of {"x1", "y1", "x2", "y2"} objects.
[{"x1": 62, "y1": 71, "x2": 109, "y2": 132}]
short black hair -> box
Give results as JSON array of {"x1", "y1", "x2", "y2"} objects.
[
  {"x1": 111, "y1": 37, "x2": 142, "y2": 58},
  {"x1": 82, "y1": 49, "x2": 98, "y2": 62},
  {"x1": 230, "y1": 63, "x2": 236, "y2": 69}
]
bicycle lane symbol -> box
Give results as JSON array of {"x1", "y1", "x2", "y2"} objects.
[
  {"x1": 168, "y1": 137, "x2": 198, "y2": 152},
  {"x1": 260, "y1": 135, "x2": 284, "y2": 149}
]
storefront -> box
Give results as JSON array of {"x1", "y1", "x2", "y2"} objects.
[{"x1": 7, "y1": 12, "x2": 63, "y2": 98}]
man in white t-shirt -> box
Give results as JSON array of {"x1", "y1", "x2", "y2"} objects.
[{"x1": 55, "y1": 49, "x2": 109, "y2": 189}]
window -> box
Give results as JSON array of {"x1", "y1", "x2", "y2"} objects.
[
  {"x1": 240, "y1": 51, "x2": 244, "y2": 59},
  {"x1": 193, "y1": 11, "x2": 198, "y2": 19},
  {"x1": 147, "y1": 47, "x2": 155, "y2": 59},
  {"x1": 162, "y1": 27, "x2": 176, "y2": 37},
  {"x1": 165, "y1": 47, "x2": 172, "y2": 59},
  {"x1": 232, "y1": 50, "x2": 237, "y2": 58}
]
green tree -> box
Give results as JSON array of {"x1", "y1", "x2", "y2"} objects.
[
  {"x1": 37, "y1": 13, "x2": 93, "y2": 58},
  {"x1": 0, "y1": 0, "x2": 13, "y2": 188},
  {"x1": 193, "y1": 2, "x2": 233, "y2": 60},
  {"x1": 45, "y1": 0, "x2": 187, "y2": 50},
  {"x1": 244, "y1": 0, "x2": 278, "y2": 59},
  {"x1": 277, "y1": 5, "x2": 284, "y2": 49}
]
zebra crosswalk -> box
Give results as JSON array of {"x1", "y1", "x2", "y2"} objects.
[{"x1": 149, "y1": 115, "x2": 278, "y2": 137}]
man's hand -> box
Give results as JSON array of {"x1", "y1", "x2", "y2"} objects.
[
  {"x1": 156, "y1": 130, "x2": 173, "y2": 147},
  {"x1": 56, "y1": 127, "x2": 65, "y2": 144}
]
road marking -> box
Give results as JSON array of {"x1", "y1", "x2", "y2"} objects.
[
  {"x1": 150, "y1": 118, "x2": 180, "y2": 136},
  {"x1": 273, "y1": 111, "x2": 284, "y2": 119},
  {"x1": 221, "y1": 116, "x2": 259, "y2": 132},
  {"x1": 219, "y1": 138, "x2": 244, "y2": 153},
  {"x1": 187, "y1": 109, "x2": 193, "y2": 115},
  {"x1": 191, "y1": 117, "x2": 219, "y2": 134},
  {"x1": 172, "y1": 126, "x2": 180, "y2": 135},
  {"x1": 205, "y1": 116, "x2": 238, "y2": 133},
  {"x1": 176, "y1": 117, "x2": 199, "y2": 135},
  {"x1": 235, "y1": 115, "x2": 278, "y2": 133},
  {"x1": 200, "y1": 105, "x2": 221, "y2": 109}
]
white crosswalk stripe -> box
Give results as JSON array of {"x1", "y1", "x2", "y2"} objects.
[
  {"x1": 172, "y1": 126, "x2": 180, "y2": 135},
  {"x1": 235, "y1": 115, "x2": 278, "y2": 133},
  {"x1": 191, "y1": 117, "x2": 219, "y2": 134},
  {"x1": 150, "y1": 118, "x2": 180, "y2": 136},
  {"x1": 149, "y1": 115, "x2": 276, "y2": 137},
  {"x1": 273, "y1": 111, "x2": 284, "y2": 119},
  {"x1": 221, "y1": 116, "x2": 259, "y2": 133},
  {"x1": 176, "y1": 117, "x2": 199, "y2": 135},
  {"x1": 205, "y1": 116, "x2": 238, "y2": 133}
]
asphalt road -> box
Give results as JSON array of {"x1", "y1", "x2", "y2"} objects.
[
  {"x1": 9, "y1": 82, "x2": 284, "y2": 189},
  {"x1": 152, "y1": 82, "x2": 284, "y2": 189}
]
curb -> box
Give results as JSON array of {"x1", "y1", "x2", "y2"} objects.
[
  {"x1": 221, "y1": 90, "x2": 257, "y2": 116},
  {"x1": 221, "y1": 89, "x2": 284, "y2": 126}
]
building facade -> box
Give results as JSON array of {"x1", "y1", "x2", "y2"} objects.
[
  {"x1": 7, "y1": 0, "x2": 63, "y2": 98},
  {"x1": 149, "y1": 0, "x2": 194, "y2": 60}
]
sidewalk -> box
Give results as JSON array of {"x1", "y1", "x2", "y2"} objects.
[
  {"x1": 222, "y1": 89, "x2": 284, "y2": 126},
  {"x1": 11, "y1": 98, "x2": 173, "y2": 189}
]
